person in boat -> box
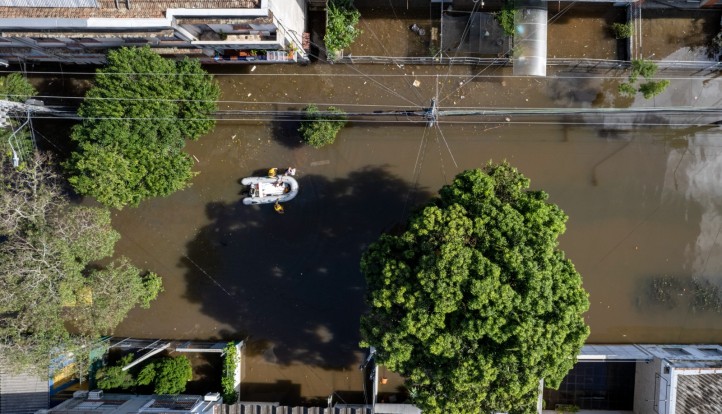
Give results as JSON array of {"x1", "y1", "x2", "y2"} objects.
[
  {"x1": 274, "y1": 201, "x2": 284, "y2": 214},
  {"x1": 284, "y1": 167, "x2": 296, "y2": 176},
  {"x1": 275, "y1": 175, "x2": 283, "y2": 186}
]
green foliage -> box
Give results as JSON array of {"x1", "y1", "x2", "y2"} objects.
[
  {"x1": 0, "y1": 74, "x2": 37, "y2": 164},
  {"x1": 136, "y1": 362, "x2": 157, "y2": 386},
  {"x1": 66, "y1": 142, "x2": 194, "y2": 209},
  {"x1": 0, "y1": 73, "x2": 36, "y2": 102},
  {"x1": 0, "y1": 153, "x2": 163, "y2": 375},
  {"x1": 298, "y1": 104, "x2": 348, "y2": 148},
  {"x1": 556, "y1": 404, "x2": 580, "y2": 413},
  {"x1": 619, "y1": 59, "x2": 669, "y2": 99},
  {"x1": 611, "y1": 22, "x2": 633, "y2": 39},
  {"x1": 630, "y1": 59, "x2": 658, "y2": 82},
  {"x1": 95, "y1": 354, "x2": 192, "y2": 395},
  {"x1": 65, "y1": 46, "x2": 219, "y2": 209},
  {"x1": 325, "y1": 0, "x2": 362, "y2": 58},
  {"x1": 360, "y1": 162, "x2": 590, "y2": 414},
  {"x1": 221, "y1": 343, "x2": 239, "y2": 402},
  {"x1": 69, "y1": 258, "x2": 164, "y2": 335},
  {"x1": 175, "y1": 58, "x2": 221, "y2": 140},
  {"x1": 496, "y1": 1, "x2": 517, "y2": 37},
  {"x1": 96, "y1": 355, "x2": 135, "y2": 390},
  {"x1": 639, "y1": 80, "x2": 671, "y2": 99},
  {"x1": 153, "y1": 356, "x2": 193, "y2": 395},
  {"x1": 618, "y1": 82, "x2": 637, "y2": 97}
]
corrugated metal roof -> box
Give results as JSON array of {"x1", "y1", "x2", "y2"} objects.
[
  {"x1": 0, "y1": 359, "x2": 49, "y2": 414},
  {"x1": 440, "y1": 13, "x2": 509, "y2": 56},
  {"x1": 676, "y1": 373, "x2": 722, "y2": 414},
  {"x1": 0, "y1": 0, "x2": 259, "y2": 19},
  {"x1": 512, "y1": 1, "x2": 547, "y2": 77},
  {"x1": 0, "y1": 0, "x2": 99, "y2": 7}
]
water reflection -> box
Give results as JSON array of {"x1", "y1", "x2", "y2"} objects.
[{"x1": 662, "y1": 130, "x2": 722, "y2": 295}]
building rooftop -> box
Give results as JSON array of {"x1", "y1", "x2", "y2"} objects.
[
  {"x1": 0, "y1": 0, "x2": 259, "y2": 19},
  {"x1": 49, "y1": 392, "x2": 221, "y2": 413},
  {"x1": 0, "y1": 359, "x2": 49, "y2": 414},
  {"x1": 676, "y1": 373, "x2": 722, "y2": 414}
]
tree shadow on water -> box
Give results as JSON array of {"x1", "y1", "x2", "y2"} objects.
[
  {"x1": 271, "y1": 116, "x2": 304, "y2": 149},
  {"x1": 180, "y1": 166, "x2": 431, "y2": 369}
]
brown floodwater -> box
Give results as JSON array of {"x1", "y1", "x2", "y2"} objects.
[
  {"x1": 107, "y1": 64, "x2": 722, "y2": 402},
  {"x1": 31, "y1": 6, "x2": 722, "y2": 404}
]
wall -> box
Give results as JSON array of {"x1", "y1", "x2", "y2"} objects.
[
  {"x1": 542, "y1": 411, "x2": 633, "y2": 414},
  {"x1": 268, "y1": 0, "x2": 306, "y2": 49},
  {"x1": 633, "y1": 358, "x2": 664, "y2": 414}
]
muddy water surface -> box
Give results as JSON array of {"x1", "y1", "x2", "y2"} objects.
[
  {"x1": 103, "y1": 63, "x2": 722, "y2": 403},
  {"x1": 95, "y1": 9, "x2": 722, "y2": 404}
]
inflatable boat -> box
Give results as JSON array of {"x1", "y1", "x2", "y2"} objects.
[{"x1": 241, "y1": 175, "x2": 299, "y2": 205}]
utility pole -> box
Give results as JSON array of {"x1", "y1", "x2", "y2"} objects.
[
  {"x1": 0, "y1": 98, "x2": 58, "y2": 167},
  {"x1": 360, "y1": 346, "x2": 378, "y2": 412}
]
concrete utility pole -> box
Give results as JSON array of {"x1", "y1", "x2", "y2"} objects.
[{"x1": 0, "y1": 98, "x2": 57, "y2": 167}]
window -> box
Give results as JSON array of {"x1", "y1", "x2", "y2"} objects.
[
  {"x1": 699, "y1": 348, "x2": 722, "y2": 357},
  {"x1": 662, "y1": 347, "x2": 690, "y2": 356}
]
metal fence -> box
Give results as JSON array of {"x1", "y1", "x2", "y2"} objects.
[{"x1": 335, "y1": 55, "x2": 722, "y2": 74}]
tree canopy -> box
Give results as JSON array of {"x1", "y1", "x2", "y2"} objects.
[
  {"x1": 97, "y1": 355, "x2": 192, "y2": 395},
  {"x1": 0, "y1": 153, "x2": 163, "y2": 374},
  {"x1": 325, "y1": 0, "x2": 362, "y2": 58},
  {"x1": 618, "y1": 59, "x2": 669, "y2": 99},
  {"x1": 65, "y1": 46, "x2": 220, "y2": 209},
  {"x1": 298, "y1": 104, "x2": 347, "y2": 148},
  {"x1": 0, "y1": 73, "x2": 36, "y2": 103},
  {"x1": 360, "y1": 163, "x2": 590, "y2": 414},
  {"x1": 95, "y1": 355, "x2": 135, "y2": 390},
  {"x1": 152, "y1": 356, "x2": 193, "y2": 395}
]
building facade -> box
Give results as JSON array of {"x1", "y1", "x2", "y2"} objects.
[
  {"x1": 44, "y1": 391, "x2": 222, "y2": 414},
  {"x1": 0, "y1": 0, "x2": 308, "y2": 64},
  {"x1": 543, "y1": 344, "x2": 722, "y2": 414}
]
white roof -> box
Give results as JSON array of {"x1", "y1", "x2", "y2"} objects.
[{"x1": 513, "y1": 3, "x2": 547, "y2": 77}]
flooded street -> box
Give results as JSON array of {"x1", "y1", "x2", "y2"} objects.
[
  {"x1": 104, "y1": 65, "x2": 722, "y2": 401},
  {"x1": 31, "y1": 4, "x2": 721, "y2": 404}
]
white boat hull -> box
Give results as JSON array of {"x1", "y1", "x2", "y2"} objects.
[{"x1": 241, "y1": 176, "x2": 299, "y2": 205}]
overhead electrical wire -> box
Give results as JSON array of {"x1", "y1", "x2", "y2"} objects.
[
  {"x1": 23, "y1": 112, "x2": 722, "y2": 129},
  {"x1": 438, "y1": 0, "x2": 581, "y2": 104},
  {"x1": 297, "y1": 20, "x2": 426, "y2": 108},
  {"x1": 6, "y1": 3, "x2": 719, "y2": 134},
  {"x1": 6, "y1": 69, "x2": 717, "y2": 81},
  {"x1": 435, "y1": 0, "x2": 483, "y2": 101}
]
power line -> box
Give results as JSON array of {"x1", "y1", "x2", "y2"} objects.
[
  {"x1": 297, "y1": 23, "x2": 426, "y2": 108},
  {"x1": 26, "y1": 113, "x2": 722, "y2": 128},
  {"x1": 11, "y1": 89, "x2": 722, "y2": 114},
  {"x1": 438, "y1": 0, "x2": 581, "y2": 103},
  {"x1": 9, "y1": 69, "x2": 720, "y2": 81},
  {"x1": 5, "y1": 93, "x2": 426, "y2": 109}
]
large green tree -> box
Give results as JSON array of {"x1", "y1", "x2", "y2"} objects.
[
  {"x1": 360, "y1": 163, "x2": 590, "y2": 414},
  {"x1": 0, "y1": 153, "x2": 163, "y2": 375},
  {"x1": 65, "y1": 46, "x2": 220, "y2": 209}
]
